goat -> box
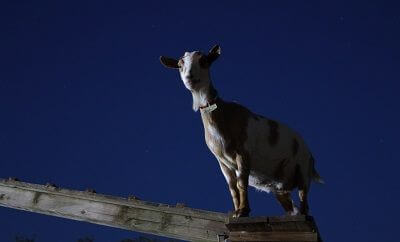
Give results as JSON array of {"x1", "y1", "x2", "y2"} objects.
[{"x1": 160, "y1": 45, "x2": 323, "y2": 218}]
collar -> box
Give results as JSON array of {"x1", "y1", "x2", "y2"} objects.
[{"x1": 199, "y1": 96, "x2": 219, "y2": 113}]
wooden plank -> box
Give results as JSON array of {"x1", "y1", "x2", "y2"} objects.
[
  {"x1": 0, "y1": 178, "x2": 323, "y2": 241},
  {"x1": 268, "y1": 215, "x2": 309, "y2": 222},
  {"x1": 226, "y1": 215, "x2": 320, "y2": 242},
  {"x1": 226, "y1": 216, "x2": 316, "y2": 232},
  {"x1": 228, "y1": 215, "x2": 308, "y2": 224},
  {"x1": 229, "y1": 231, "x2": 318, "y2": 241},
  {"x1": 0, "y1": 179, "x2": 228, "y2": 242}
]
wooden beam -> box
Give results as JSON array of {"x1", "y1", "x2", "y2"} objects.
[
  {"x1": 0, "y1": 178, "x2": 323, "y2": 241},
  {"x1": 0, "y1": 178, "x2": 228, "y2": 242},
  {"x1": 229, "y1": 231, "x2": 318, "y2": 241},
  {"x1": 226, "y1": 216, "x2": 321, "y2": 242}
]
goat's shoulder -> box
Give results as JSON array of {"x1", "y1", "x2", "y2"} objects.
[
  {"x1": 215, "y1": 99, "x2": 254, "y2": 121},
  {"x1": 203, "y1": 99, "x2": 257, "y2": 141}
]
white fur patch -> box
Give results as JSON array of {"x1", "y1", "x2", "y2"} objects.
[
  {"x1": 179, "y1": 51, "x2": 212, "y2": 111},
  {"x1": 191, "y1": 86, "x2": 211, "y2": 111},
  {"x1": 248, "y1": 175, "x2": 284, "y2": 193},
  {"x1": 249, "y1": 176, "x2": 272, "y2": 193}
]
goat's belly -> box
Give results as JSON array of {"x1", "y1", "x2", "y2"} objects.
[
  {"x1": 249, "y1": 154, "x2": 295, "y2": 193},
  {"x1": 249, "y1": 148, "x2": 291, "y2": 174},
  {"x1": 249, "y1": 173, "x2": 282, "y2": 193},
  {"x1": 248, "y1": 147, "x2": 300, "y2": 192}
]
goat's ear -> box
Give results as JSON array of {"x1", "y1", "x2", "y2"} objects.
[
  {"x1": 160, "y1": 56, "x2": 180, "y2": 69},
  {"x1": 207, "y1": 45, "x2": 221, "y2": 64}
]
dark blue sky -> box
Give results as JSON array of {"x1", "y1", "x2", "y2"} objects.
[{"x1": 1, "y1": 1, "x2": 399, "y2": 241}]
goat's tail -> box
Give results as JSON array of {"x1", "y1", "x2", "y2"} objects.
[
  {"x1": 313, "y1": 167, "x2": 325, "y2": 184},
  {"x1": 311, "y1": 155, "x2": 325, "y2": 184}
]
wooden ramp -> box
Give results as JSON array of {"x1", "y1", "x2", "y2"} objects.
[{"x1": 0, "y1": 178, "x2": 321, "y2": 241}]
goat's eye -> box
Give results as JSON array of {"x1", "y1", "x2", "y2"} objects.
[{"x1": 199, "y1": 56, "x2": 209, "y2": 68}]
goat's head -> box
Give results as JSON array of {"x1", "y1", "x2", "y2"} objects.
[{"x1": 160, "y1": 45, "x2": 221, "y2": 91}]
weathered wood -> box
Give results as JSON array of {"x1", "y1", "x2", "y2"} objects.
[
  {"x1": 229, "y1": 231, "x2": 317, "y2": 241},
  {"x1": 0, "y1": 178, "x2": 323, "y2": 241},
  {"x1": 0, "y1": 179, "x2": 228, "y2": 242},
  {"x1": 226, "y1": 216, "x2": 321, "y2": 242}
]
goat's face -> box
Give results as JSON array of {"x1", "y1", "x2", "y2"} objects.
[
  {"x1": 179, "y1": 51, "x2": 210, "y2": 90},
  {"x1": 160, "y1": 45, "x2": 221, "y2": 91}
]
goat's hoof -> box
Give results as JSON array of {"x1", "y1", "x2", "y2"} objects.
[
  {"x1": 232, "y1": 208, "x2": 250, "y2": 218},
  {"x1": 287, "y1": 206, "x2": 300, "y2": 216}
]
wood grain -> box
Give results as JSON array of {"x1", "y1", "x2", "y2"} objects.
[
  {"x1": 0, "y1": 178, "x2": 322, "y2": 242},
  {"x1": 0, "y1": 179, "x2": 227, "y2": 241}
]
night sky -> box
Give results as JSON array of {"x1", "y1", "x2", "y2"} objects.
[{"x1": 1, "y1": 1, "x2": 399, "y2": 241}]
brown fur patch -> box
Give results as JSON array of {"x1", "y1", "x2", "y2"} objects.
[
  {"x1": 294, "y1": 164, "x2": 304, "y2": 189},
  {"x1": 267, "y1": 119, "x2": 279, "y2": 146},
  {"x1": 202, "y1": 98, "x2": 252, "y2": 159},
  {"x1": 292, "y1": 138, "x2": 299, "y2": 156},
  {"x1": 274, "y1": 159, "x2": 289, "y2": 180}
]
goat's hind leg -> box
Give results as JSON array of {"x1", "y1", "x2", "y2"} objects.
[
  {"x1": 297, "y1": 162, "x2": 311, "y2": 215},
  {"x1": 275, "y1": 191, "x2": 299, "y2": 215},
  {"x1": 298, "y1": 189, "x2": 309, "y2": 215}
]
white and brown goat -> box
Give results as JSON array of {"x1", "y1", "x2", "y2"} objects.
[{"x1": 160, "y1": 45, "x2": 323, "y2": 217}]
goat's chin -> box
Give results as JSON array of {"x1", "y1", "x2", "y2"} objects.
[
  {"x1": 184, "y1": 84, "x2": 195, "y2": 91},
  {"x1": 192, "y1": 104, "x2": 199, "y2": 112}
]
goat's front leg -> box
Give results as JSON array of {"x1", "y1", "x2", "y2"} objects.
[
  {"x1": 218, "y1": 160, "x2": 240, "y2": 211},
  {"x1": 233, "y1": 155, "x2": 251, "y2": 218}
]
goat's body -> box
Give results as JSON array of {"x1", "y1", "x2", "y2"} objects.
[
  {"x1": 201, "y1": 99, "x2": 315, "y2": 195},
  {"x1": 160, "y1": 46, "x2": 322, "y2": 217},
  {"x1": 245, "y1": 115, "x2": 313, "y2": 193}
]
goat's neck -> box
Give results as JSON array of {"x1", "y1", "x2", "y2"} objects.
[{"x1": 191, "y1": 82, "x2": 218, "y2": 112}]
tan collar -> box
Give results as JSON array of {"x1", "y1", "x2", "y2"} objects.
[{"x1": 199, "y1": 96, "x2": 219, "y2": 113}]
